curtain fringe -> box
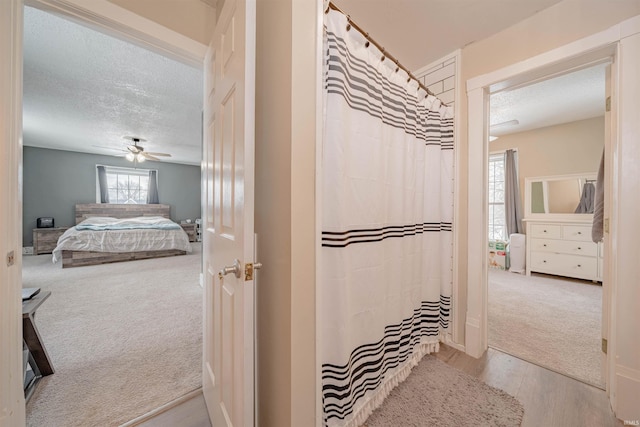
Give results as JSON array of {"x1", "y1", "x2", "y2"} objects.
[{"x1": 337, "y1": 339, "x2": 440, "y2": 427}]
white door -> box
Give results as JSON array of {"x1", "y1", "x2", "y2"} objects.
[
  {"x1": 601, "y1": 64, "x2": 612, "y2": 386},
  {"x1": 1, "y1": 0, "x2": 26, "y2": 425},
  {"x1": 202, "y1": 0, "x2": 256, "y2": 425}
]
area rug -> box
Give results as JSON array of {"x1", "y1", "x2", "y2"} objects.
[
  {"x1": 488, "y1": 269, "x2": 604, "y2": 388},
  {"x1": 363, "y1": 355, "x2": 524, "y2": 427},
  {"x1": 23, "y1": 244, "x2": 203, "y2": 427}
]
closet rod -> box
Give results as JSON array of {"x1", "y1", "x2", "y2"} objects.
[{"x1": 326, "y1": 1, "x2": 442, "y2": 102}]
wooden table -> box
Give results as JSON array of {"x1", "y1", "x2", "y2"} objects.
[
  {"x1": 180, "y1": 223, "x2": 197, "y2": 242},
  {"x1": 23, "y1": 291, "x2": 54, "y2": 376},
  {"x1": 33, "y1": 227, "x2": 69, "y2": 255}
]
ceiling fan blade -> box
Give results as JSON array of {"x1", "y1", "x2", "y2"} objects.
[
  {"x1": 142, "y1": 153, "x2": 161, "y2": 161},
  {"x1": 144, "y1": 152, "x2": 172, "y2": 157},
  {"x1": 127, "y1": 145, "x2": 141, "y2": 154}
]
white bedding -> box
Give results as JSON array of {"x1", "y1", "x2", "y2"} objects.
[{"x1": 52, "y1": 216, "x2": 192, "y2": 263}]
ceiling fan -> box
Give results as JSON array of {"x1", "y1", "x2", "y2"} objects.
[{"x1": 122, "y1": 136, "x2": 172, "y2": 162}]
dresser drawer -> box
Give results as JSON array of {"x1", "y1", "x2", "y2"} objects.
[
  {"x1": 530, "y1": 238, "x2": 597, "y2": 256},
  {"x1": 529, "y1": 224, "x2": 561, "y2": 239},
  {"x1": 562, "y1": 225, "x2": 592, "y2": 242},
  {"x1": 530, "y1": 252, "x2": 597, "y2": 280}
]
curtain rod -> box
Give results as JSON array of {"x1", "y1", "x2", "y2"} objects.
[{"x1": 326, "y1": 1, "x2": 442, "y2": 102}]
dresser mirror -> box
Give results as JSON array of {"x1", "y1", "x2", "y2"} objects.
[{"x1": 525, "y1": 173, "x2": 597, "y2": 219}]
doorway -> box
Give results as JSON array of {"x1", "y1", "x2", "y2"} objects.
[
  {"x1": 485, "y1": 64, "x2": 607, "y2": 388},
  {"x1": 464, "y1": 34, "x2": 623, "y2": 403},
  {"x1": 18, "y1": 1, "x2": 207, "y2": 425}
]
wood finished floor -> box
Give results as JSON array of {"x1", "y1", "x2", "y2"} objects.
[{"x1": 136, "y1": 344, "x2": 621, "y2": 427}]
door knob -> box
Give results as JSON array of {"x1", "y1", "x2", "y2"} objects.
[{"x1": 219, "y1": 259, "x2": 242, "y2": 279}]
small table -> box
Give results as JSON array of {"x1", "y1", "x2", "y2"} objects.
[
  {"x1": 180, "y1": 223, "x2": 197, "y2": 242},
  {"x1": 33, "y1": 227, "x2": 69, "y2": 255},
  {"x1": 23, "y1": 291, "x2": 54, "y2": 376}
]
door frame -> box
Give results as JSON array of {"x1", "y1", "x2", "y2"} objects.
[
  {"x1": 465, "y1": 15, "x2": 640, "y2": 419},
  {"x1": 3, "y1": 0, "x2": 208, "y2": 421}
]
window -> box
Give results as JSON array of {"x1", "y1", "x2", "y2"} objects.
[
  {"x1": 488, "y1": 153, "x2": 506, "y2": 241},
  {"x1": 97, "y1": 166, "x2": 153, "y2": 204}
]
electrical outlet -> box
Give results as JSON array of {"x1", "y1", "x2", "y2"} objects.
[{"x1": 23, "y1": 246, "x2": 34, "y2": 255}]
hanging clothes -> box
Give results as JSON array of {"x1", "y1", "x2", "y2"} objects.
[
  {"x1": 592, "y1": 150, "x2": 605, "y2": 242},
  {"x1": 574, "y1": 182, "x2": 595, "y2": 214},
  {"x1": 321, "y1": 9, "x2": 454, "y2": 427}
]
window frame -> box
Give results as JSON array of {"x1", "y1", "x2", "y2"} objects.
[
  {"x1": 96, "y1": 165, "x2": 158, "y2": 204},
  {"x1": 488, "y1": 151, "x2": 508, "y2": 242}
]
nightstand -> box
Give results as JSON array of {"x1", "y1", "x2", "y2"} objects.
[
  {"x1": 180, "y1": 223, "x2": 197, "y2": 242},
  {"x1": 32, "y1": 227, "x2": 69, "y2": 255}
]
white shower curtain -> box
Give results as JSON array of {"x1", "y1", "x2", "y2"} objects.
[{"x1": 321, "y1": 9, "x2": 454, "y2": 427}]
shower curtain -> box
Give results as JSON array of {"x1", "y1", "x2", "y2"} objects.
[{"x1": 321, "y1": 9, "x2": 454, "y2": 427}]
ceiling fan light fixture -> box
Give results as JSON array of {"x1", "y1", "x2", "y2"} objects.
[
  {"x1": 125, "y1": 152, "x2": 135, "y2": 161},
  {"x1": 137, "y1": 153, "x2": 146, "y2": 162}
]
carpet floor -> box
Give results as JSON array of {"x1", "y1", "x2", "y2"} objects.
[
  {"x1": 488, "y1": 269, "x2": 604, "y2": 388},
  {"x1": 23, "y1": 244, "x2": 203, "y2": 427},
  {"x1": 363, "y1": 355, "x2": 524, "y2": 427}
]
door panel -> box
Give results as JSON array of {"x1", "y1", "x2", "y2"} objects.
[
  {"x1": 1, "y1": 0, "x2": 25, "y2": 425},
  {"x1": 202, "y1": 0, "x2": 256, "y2": 425}
]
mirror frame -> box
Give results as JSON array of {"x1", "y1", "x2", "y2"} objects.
[{"x1": 524, "y1": 173, "x2": 597, "y2": 221}]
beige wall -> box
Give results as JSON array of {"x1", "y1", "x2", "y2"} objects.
[
  {"x1": 107, "y1": 0, "x2": 215, "y2": 44},
  {"x1": 455, "y1": 0, "x2": 640, "y2": 346},
  {"x1": 256, "y1": 0, "x2": 318, "y2": 425},
  {"x1": 490, "y1": 116, "x2": 603, "y2": 203},
  {"x1": 255, "y1": 1, "x2": 292, "y2": 425}
]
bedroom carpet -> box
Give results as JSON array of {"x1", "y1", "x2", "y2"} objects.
[
  {"x1": 23, "y1": 244, "x2": 202, "y2": 427},
  {"x1": 363, "y1": 355, "x2": 524, "y2": 427},
  {"x1": 488, "y1": 269, "x2": 604, "y2": 389}
]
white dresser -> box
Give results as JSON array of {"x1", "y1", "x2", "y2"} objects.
[{"x1": 525, "y1": 219, "x2": 602, "y2": 281}]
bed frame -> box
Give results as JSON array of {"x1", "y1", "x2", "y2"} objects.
[{"x1": 61, "y1": 203, "x2": 187, "y2": 268}]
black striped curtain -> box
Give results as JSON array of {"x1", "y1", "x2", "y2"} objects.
[{"x1": 321, "y1": 10, "x2": 454, "y2": 427}]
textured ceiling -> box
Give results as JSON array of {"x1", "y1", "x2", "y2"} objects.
[
  {"x1": 23, "y1": 6, "x2": 203, "y2": 165},
  {"x1": 490, "y1": 63, "x2": 606, "y2": 137}
]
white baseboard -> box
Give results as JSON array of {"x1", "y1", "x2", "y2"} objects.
[
  {"x1": 464, "y1": 317, "x2": 484, "y2": 358},
  {"x1": 443, "y1": 334, "x2": 465, "y2": 353},
  {"x1": 615, "y1": 364, "x2": 640, "y2": 423}
]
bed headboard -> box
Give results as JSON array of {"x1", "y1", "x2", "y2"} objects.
[{"x1": 75, "y1": 204, "x2": 172, "y2": 224}]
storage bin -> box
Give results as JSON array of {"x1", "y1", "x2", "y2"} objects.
[{"x1": 509, "y1": 233, "x2": 526, "y2": 274}]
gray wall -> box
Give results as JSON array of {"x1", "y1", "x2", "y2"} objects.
[{"x1": 23, "y1": 146, "x2": 201, "y2": 245}]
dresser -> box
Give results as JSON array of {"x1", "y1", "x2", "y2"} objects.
[
  {"x1": 32, "y1": 227, "x2": 69, "y2": 255},
  {"x1": 525, "y1": 219, "x2": 602, "y2": 281}
]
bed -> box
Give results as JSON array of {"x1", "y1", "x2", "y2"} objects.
[{"x1": 52, "y1": 203, "x2": 192, "y2": 268}]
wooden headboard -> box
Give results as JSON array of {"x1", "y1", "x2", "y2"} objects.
[{"x1": 75, "y1": 204, "x2": 171, "y2": 224}]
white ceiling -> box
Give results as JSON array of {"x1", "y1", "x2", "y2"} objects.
[
  {"x1": 490, "y1": 63, "x2": 607, "y2": 137},
  {"x1": 23, "y1": 1, "x2": 600, "y2": 165},
  {"x1": 23, "y1": 6, "x2": 203, "y2": 166}
]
